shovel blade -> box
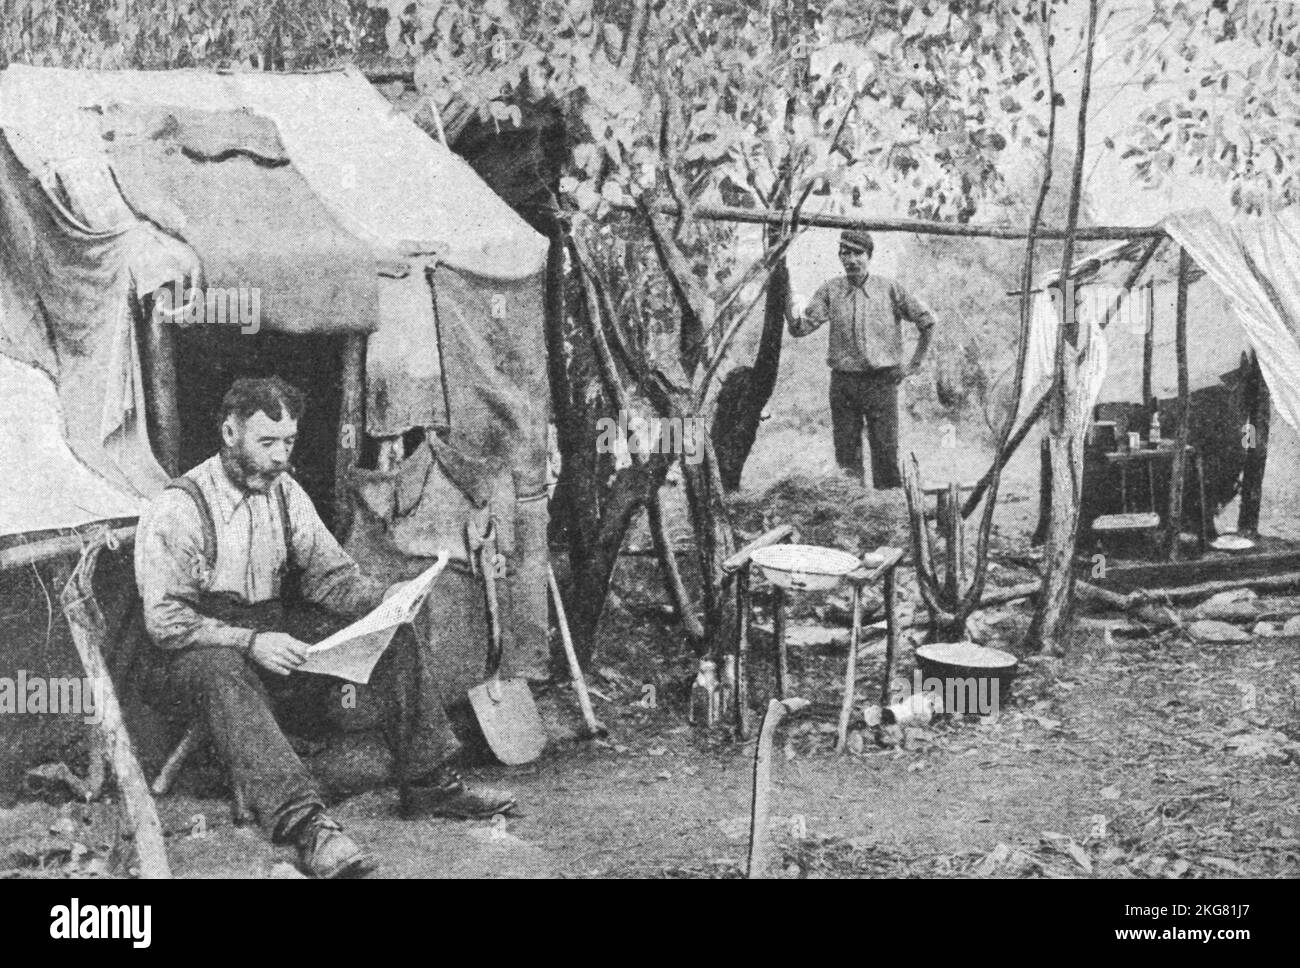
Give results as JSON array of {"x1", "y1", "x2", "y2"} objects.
[{"x1": 467, "y1": 676, "x2": 547, "y2": 766}]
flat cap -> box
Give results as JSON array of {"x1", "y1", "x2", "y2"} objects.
[{"x1": 839, "y1": 229, "x2": 874, "y2": 255}]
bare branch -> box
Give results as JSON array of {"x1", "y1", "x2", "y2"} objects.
[{"x1": 959, "y1": 1, "x2": 1060, "y2": 616}]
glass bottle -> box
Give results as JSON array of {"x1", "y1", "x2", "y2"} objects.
[{"x1": 689, "y1": 659, "x2": 718, "y2": 726}]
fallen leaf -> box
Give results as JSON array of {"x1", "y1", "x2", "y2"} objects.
[
  {"x1": 1200, "y1": 857, "x2": 1242, "y2": 873},
  {"x1": 1065, "y1": 841, "x2": 1093, "y2": 874},
  {"x1": 1100, "y1": 785, "x2": 1122, "y2": 800}
]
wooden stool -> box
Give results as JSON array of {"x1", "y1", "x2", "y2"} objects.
[{"x1": 151, "y1": 721, "x2": 252, "y2": 825}]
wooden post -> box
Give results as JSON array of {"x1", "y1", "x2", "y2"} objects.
[
  {"x1": 1195, "y1": 450, "x2": 1209, "y2": 550},
  {"x1": 139, "y1": 313, "x2": 181, "y2": 476},
  {"x1": 944, "y1": 480, "x2": 961, "y2": 600},
  {"x1": 1141, "y1": 279, "x2": 1155, "y2": 413},
  {"x1": 835, "y1": 583, "x2": 861, "y2": 754},
  {"x1": 882, "y1": 565, "x2": 899, "y2": 705},
  {"x1": 772, "y1": 585, "x2": 788, "y2": 700},
  {"x1": 335, "y1": 333, "x2": 365, "y2": 540},
  {"x1": 734, "y1": 566, "x2": 752, "y2": 739},
  {"x1": 746, "y1": 697, "x2": 808, "y2": 878},
  {"x1": 1167, "y1": 248, "x2": 1192, "y2": 560},
  {"x1": 1238, "y1": 351, "x2": 1270, "y2": 536},
  {"x1": 59, "y1": 542, "x2": 170, "y2": 879}
]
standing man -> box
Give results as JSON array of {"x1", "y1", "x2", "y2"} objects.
[
  {"x1": 787, "y1": 230, "x2": 936, "y2": 488},
  {"x1": 135, "y1": 377, "x2": 515, "y2": 878}
]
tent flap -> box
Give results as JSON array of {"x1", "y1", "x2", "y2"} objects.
[{"x1": 1164, "y1": 209, "x2": 1300, "y2": 432}]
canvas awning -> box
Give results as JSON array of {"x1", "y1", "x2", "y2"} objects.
[{"x1": 1013, "y1": 208, "x2": 1300, "y2": 437}]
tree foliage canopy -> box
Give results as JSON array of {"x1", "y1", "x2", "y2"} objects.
[
  {"x1": 1119, "y1": 0, "x2": 1300, "y2": 213},
  {"x1": 2, "y1": 0, "x2": 1054, "y2": 224}
]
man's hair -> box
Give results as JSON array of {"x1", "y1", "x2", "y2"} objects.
[
  {"x1": 219, "y1": 377, "x2": 304, "y2": 429},
  {"x1": 839, "y1": 229, "x2": 874, "y2": 257}
]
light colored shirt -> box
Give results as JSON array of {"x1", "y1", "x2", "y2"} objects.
[
  {"x1": 790, "y1": 274, "x2": 936, "y2": 371},
  {"x1": 134, "y1": 454, "x2": 386, "y2": 651}
]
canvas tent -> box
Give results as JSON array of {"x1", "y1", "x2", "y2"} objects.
[
  {"x1": 0, "y1": 65, "x2": 552, "y2": 777},
  {"x1": 1012, "y1": 207, "x2": 1300, "y2": 550}
]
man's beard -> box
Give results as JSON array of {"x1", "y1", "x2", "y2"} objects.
[{"x1": 227, "y1": 447, "x2": 289, "y2": 493}]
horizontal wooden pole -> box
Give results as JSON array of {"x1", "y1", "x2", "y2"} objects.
[
  {"x1": 612, "y1": 200, "x2": 1165, "y2": 241},
  {"x1": 0, "y1": 526, "x2": 136, "y2": 572}
]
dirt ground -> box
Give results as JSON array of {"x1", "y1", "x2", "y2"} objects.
[{"x1": 5, "y1": 334, "x2": 1299, "y2": 879}]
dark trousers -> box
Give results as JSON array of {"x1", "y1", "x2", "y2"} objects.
[
  {"x1": 148, "y1": 600, "x2": 460, "y2": 842},
  {"x1": 829, "y1": 369, "x2": 902, "y2": 488}
]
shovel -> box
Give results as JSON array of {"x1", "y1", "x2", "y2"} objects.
[{"x1": 466, "y1": 520, "x2": 547, "y2": 766}]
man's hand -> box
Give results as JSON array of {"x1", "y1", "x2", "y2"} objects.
[{"x1": 250, "y1": 632, "x2": 310, "y2": 676}]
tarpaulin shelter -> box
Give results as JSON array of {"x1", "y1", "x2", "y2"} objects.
[
  {"x1": 0, "y1": 65, "x2": 552, "y2": 779},
  {"x1": 1015, "y1": 208, "x2": 1300, "y2": 567}
]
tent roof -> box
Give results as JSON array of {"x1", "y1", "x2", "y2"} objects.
[{"x1": 0, "y1": 65, "x2": 546, "y2": 284}]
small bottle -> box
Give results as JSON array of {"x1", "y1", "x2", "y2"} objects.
[
  {"x1": 1149, "y1": 412, "x2": 1161, "y2": 445},
  {"x1": 717, "y1": 655, "x2": 736, "y2": 723},
  {"x1": 689, "y1": 659, "x2": 719, "y2": 726}
]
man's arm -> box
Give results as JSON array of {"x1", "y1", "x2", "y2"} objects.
[
  {"x1": 282, "y1": 477, "x2": 388, "y2": 618},
  {"x1": 134, "y1": 493, "x2": 258, "y2": 653},
  {"x1": 893, "y1": 281, "x2": 937, "y2": 376},
  {"x1": 786, "y1": 281, "x2": 831, "y2": 337}
]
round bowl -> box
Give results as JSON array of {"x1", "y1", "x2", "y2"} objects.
[
  {"x1": 750, "y1": 544, "x2": 862, "y2": 593},
  {"x1": 1211, "y1": 533, "x2": 1255, "y2": 552},
  {"x1": 913, "y1": 642, "x2": 1019, "y2": 716}
]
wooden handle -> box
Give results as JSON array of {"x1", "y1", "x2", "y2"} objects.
[{"x1": 548, "y1": 565, "x2": 600, "y2": 735}]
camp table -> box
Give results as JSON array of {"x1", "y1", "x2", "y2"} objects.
[
  {"x1": 1097, "y1": 440, "x2": 1209, "y2": 555},
  {"x1": 723, "y1": 530, "x2": 904, "y2": 750}
]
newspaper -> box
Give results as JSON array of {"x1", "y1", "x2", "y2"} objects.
[{"x1": 298, "y1": 552, "x2": 450, "y2": 684}]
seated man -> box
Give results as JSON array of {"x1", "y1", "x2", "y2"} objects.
[{"x1": 134, "y1": 377, "x2": 514, "y2": 878}]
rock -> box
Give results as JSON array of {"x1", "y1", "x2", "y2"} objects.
[
  {"x1": 1283, "y1": 615, "x2": 1300, "y2": 637},
  {"x1": 1202, "y1": 588, "x2": 1258, "y2": 607},
  {"x1": 269, "y1": 862, "x2": 307, "y2": 878},
  {"x1": 1187, "y1": 619, "x2": 1252, "y2": 643},
  {"x1": 1192, "y1": 590, "x2": 1265, "y2": 623},
  {"x1": 1253, "y1": 622, "x2": 1285, "y2": 638},
  {"x1": 783, "y1": 624, "x2": 850, "y2": 651}
]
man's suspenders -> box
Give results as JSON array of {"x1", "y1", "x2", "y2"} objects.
[{"x1": 166, "y1": 473, "x2": 294, "y2": 576}]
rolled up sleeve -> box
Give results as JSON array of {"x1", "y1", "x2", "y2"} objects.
[
  {"x1": 134, "y1": 494, "x2": 256, "y2": 653},
  {"x1": 283, "y1": 479, "x2": 387, "y2": 618},
  {"x1": 892, "y1": 281, "x2": 936, "y2": 332}
]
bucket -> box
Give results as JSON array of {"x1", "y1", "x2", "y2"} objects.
[{"x1": 913, "y1": 642, "x2": 1018, "y2": 717}]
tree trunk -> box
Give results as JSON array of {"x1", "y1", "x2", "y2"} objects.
[
  {"x1": 681, "y1": 436, "x2": 738, "y2": 656},
  {"x1": 567, "y1": 458, "x2": 674, "y2": 660},
  {"x1": 708, "y1": 0, "x2": 807, "y2": 493},
  {"x1": 1027, "y1": 367, "x2": 1089, "y2": 655},
  {"x1": 710, "y1": 260, "x2": 789, "y2": 491},
  {"x1": 545, "y1": 230, "x2": 624, "y2": 663},
  {"x1": 1028, "y1": 0, "x2": 1099, "y2": 656}
]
